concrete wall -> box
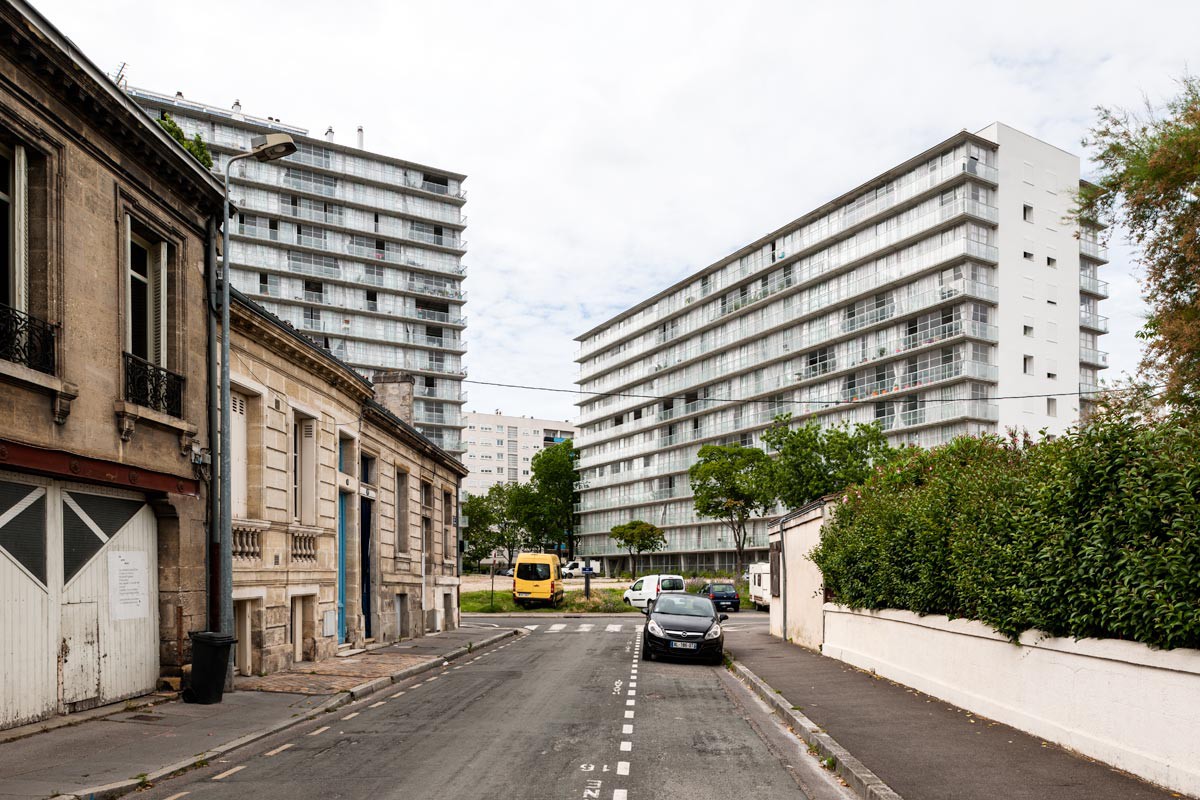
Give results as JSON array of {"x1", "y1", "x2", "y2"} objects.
[
  {"x1": 822, "y1": 606, "x2": 1200, "y2": 797},
  {"x1": 768, "y1": 503, "x2": 827, "y2": 650}
]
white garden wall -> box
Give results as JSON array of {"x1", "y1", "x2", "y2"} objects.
[{"x1": 821, "y1": 605, "x2": 1200, "y2": 797}]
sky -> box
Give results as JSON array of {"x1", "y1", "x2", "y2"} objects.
[{"x1": 32, "y1": 0, "x2": 1200, "y2": 421}]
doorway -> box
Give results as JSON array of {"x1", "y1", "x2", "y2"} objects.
[
  {"x1": 337, "y1": 492, "x2": 347, "y2": 644},
  {"x1": 360, "y1": 497, "x2": 374, "y2": 639},
  {"x1": 394, "y1": 593, "x2": 409, "y2": 640},
  {"x1": 234, "y1": 600, "x2": 253, "y2": 676}
]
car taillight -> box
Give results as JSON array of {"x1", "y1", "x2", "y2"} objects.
[
  {"x1": 708, "y1": 593, "x2": 715, "y2": 599},
  {"x1": 550, "y1": 580, "x2": 556, "y2": 592}
]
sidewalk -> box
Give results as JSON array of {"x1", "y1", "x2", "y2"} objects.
[
  {"x1": 725, "y1": 627, "x2": 1185, "y2": 800},
  {"x1": 0, "y1": 625, "x2": 516, "y2": 800}
]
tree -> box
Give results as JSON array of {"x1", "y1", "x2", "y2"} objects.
[
  {"x1": 688, "y1": 443, "x2": 775, "y2": 578},
  {"x1": 609, "y1": 520, "x2": 666, "y2": 575},
  {"x1": 761, "y1": 415, "x2": 895, "y2": 509},
  {"x1": 486, "y1": 482, "x2": 531, "y2": 567},
  {"x1": 461, "y1": 493, "x2": 498, "y2": 573},
  {"x1": 1076, "y1": 77, "x2": 1200, "y2": 409},
  {"x1": 530, "y1": 438, "x2": 578, "y2": 556},
  {"x1": 157, "y1": 113, "x2": 213, "y2": 169}
]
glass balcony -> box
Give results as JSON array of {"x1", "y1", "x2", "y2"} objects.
[
  {"x1": 1079, "y1": 239, "x2": 1109, "y2": 262},
  {"x1": 1078, "y1": 273, "x2": 1110, "y2": 297},
  {"x1": 1079, "y1": 311, "x2": 1110, "y2": 332},
  {"x1": 1079, "y1": 381, "x2": 1103, "y2": 400},
  {"x1": 406, "y1": 281, "x2": 466, "y2": 301},
  {"x1": 1079, "y1": 347, "x2": 1109, "y2": 368},
  {"x1": 875, "y1": 399, "x2": 999, "y2": 431}
]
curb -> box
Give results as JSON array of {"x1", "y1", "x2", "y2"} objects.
[
  {"x1": 61, "y1": 628, "x2": 519, "y2": 800},
  {"x1": 729, "y1": 655, "x2": 904, "y2": 800}
]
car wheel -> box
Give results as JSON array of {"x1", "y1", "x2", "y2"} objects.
[
  {"x1": 733, "y1": 606, "x2": 741, "y2": 613},
  {"x1": 642, "y1": 645, "x2": 652, "y2": 661},
  {"x1": 710, "y1": 652, "x2": 724, "y2": 666}
]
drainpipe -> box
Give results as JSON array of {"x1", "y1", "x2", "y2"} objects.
[{"x1": 206, "y1": 216, "x2": 219, "y2": 634}]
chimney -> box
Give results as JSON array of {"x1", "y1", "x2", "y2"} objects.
[
  {"x1": 325, "y1": 126, "x2": 335, "y2": 143},
  {"x1": 374, "y1": 372, "x2": 415, "y2": 424},
  {"x1": 232, "y1": 99, "x2": 241, "y2": 112},
  {"x1": 357, "y1": 126, "x2": 364, "y2": 149}
]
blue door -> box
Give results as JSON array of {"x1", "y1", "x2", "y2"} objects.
[{"x1": 337, "y1": 492, "x2": 347, "y2": 643}]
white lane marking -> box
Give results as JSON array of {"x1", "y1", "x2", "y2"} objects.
[
  {"x1": 369, "y1": 701, "x2": 386, "y2": 708},
  {"x1": 342, "y1": 712, "x2": 359, "y2": 720},
  {"x1": 426, "y1": 676, "x2": 440, "y2": 682},
  {"x1": 548, "y1": 623, "x2": 566, "y2": 632},
  {"x1": 614, "y1": 790, "x2": 628, "y2": 800},
  {"x1": 629, "y1": 682, "x2": 637, "y2": 688},
  {"x1": 164, "y1": 793, "x2": 191, "y2": 800},
  {"x1": 577, "y1": 623, "x2": 595, "y2": 632},
  {"x1": 606, "y1": 624, "x2": 622, "y2": 632},
  {"x1": 624, "y1": 710, "x2": 634, "y2": 719},
  {"x1": 626, "y1": 699, "x2": 635, "y2": 706},
  {"x1": 453, "y1": 665, "x2": 463, "y2": 670},
  {"x1": 212, "y1": 765, "x2": 245, "y2": 781},
  {"x1": 620, "y1": 741, "x2": 632, "y2": 752},
  {"x1": 391, "y1": 691, "x2": 407, "y2": 699},
  {"x1": 622, "y1": 724, "x2": 633, "y2": 734},
  {"x1": 308, "y1": 726, "x2": 330, "y2": 736},
  {"x1": 627, "y1": 690, "x2": 636, "y2": 696},
  {"x1": 617, "y1": 761, "x2": 630, "y2": 776},
  {"x1": 265, "y1": 743, "x2": 294, "y2": 756}
]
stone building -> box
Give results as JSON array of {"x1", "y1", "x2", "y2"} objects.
[
  {"x1": 227, "y1": 292, "x2": 465, "y2": 676},
  {"x1": 0, "y1": 0, "x2": 224, "y2": 727}
]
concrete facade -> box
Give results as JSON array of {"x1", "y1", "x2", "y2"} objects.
[
  {"x1": 228, "y1": 294, "x2": 465, "y2": 677},
  {"x1": 767, "y1": 501, "x2": 829, "y2": 651},
  {"x1": 461, "y1": 410, "x2": 575, "y2": 497},
  {"x1": 573, "y1": 124, "x2": 1109, "y2": 572},
  {"x1": 0, "y1": 0, "x2": 225, "y2": 726}
]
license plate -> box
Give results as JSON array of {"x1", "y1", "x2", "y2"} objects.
[
  {"x1": 670, "y1": 641, "x2": 698, "y2": 650},
  {"x1": 517, "y1": 592, "x2": 531, "y2": 597}
]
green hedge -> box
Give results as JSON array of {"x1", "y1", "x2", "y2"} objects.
[{"x1": 811, "y1": 411, "x2": 1200, "y2": 650}]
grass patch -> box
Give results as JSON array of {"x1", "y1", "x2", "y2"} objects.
[{"x1": 460, "y1": 589, "x2": 630, "y2": 613}]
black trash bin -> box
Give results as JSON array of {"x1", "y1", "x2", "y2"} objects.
[{"x1": 183, "y1": 631, "x2": 237, "y2": 704}]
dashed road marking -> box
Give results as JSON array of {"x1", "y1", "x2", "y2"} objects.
[
  {"x1": 212, "y1": 765, "x2": 245, "y2": 781},
  {"x1": 613, "y1": 790, "x2": 628, "y2": 800},
  {"x1": 624, "y1": 710, "x2": 634, "y2": 719},
  {"x1": 391, "y1": 691, "x2": 406, "y2": 698},
  {"x1": 426, "y1": 676, "x2": 440, "y2": 682},
  {"x1": 629, "y1": 682, "x2": 637, "y2": 688},
  {"x1": 342, "y1": 712, "x2": 360, "y2": 720},
  {"x1": 626, "y1": 699, "x2": 635, "y2": 706},
  {"x1": 265, "y1": 743, "x2": 294, "y2": 756},
  {"x1": 308, "y1": 726, "x2": 329, "y2": 736},
  {"x1": 620, "y1": 740, "x2": 632, "y2": 751},
  {"x1": 369, "y1": 701, "x2": 386, "y2": 708},
  {"x1": 627, "y1": 690, "x2": 636, "y2": 696},
  {"x1": 617, "y1": 761, "x2": 630, "y2": 776},
  {"x1": 164, "y1": 793, "x2": 190, "y2": 800},
  {"x1": 622, "y1": 724, "x2": 633, "y2": 734}
]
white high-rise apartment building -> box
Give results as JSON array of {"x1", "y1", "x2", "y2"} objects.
[
  {"x1": 462, "y1": 411, "x2": 576, "y2": 497},
  {"x1": 573, "y1": 124, "x2": 1109, "y2": 573},
  {"x1": 130, "y1": 88, "x2": 469, "y2": 453}
]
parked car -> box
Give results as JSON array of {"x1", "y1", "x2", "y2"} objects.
[
  {"x1": 500, "y1": 567, "x2": 514, "y2": 577},
  {"x1": 512, "y1": 553, "x2": 563, "y2": 608},
  {"x1": 562, "y1": 559, "x2": 602, "y2": 578},
  {"x1": 623, "y1": 574, "x2": 686, "y2": 609},
  {"x1": 700, "y1": 581, "x2": 740, "y2": 612},
  {"x1": 640, "y1": 593, "x2": 727, "y2": 664},
  {"x1": 749, "y1": 562, "x2": 771, "y2": 611}
]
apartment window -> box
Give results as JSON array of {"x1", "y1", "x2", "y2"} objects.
[
  {"x1": 496, "y1": 438, "x2": 504, "y2": 446},
  {"x1": 1023, "y1": 325, "x2": 1034, "y2": 337},
  {"x1": 396, "y1": 470, "x2": 409, "y2": 553},
  {"x1": 1046, "y1": 256, "x2": 1057, "y2": 268},
  {"x1": 1047, "y1": 398, "x2": 1058, "y2": 417},
  {"x1": 442, "y1": 490, "x2": 454, "y2": 560},
  {"x1": 421, "y1": 480, "x2": 433, "y2": 509},
  {"x1": 1, "y1": 142, "x2": 29, "y2": 316},
  {"x1": 259, "y1": 272, "x2": 279, "y2": 296},
  {"x1": 422, "y1": 516, "x2": 434, "y2": 569},
  {"x1": 1022, "y1": 204, "x2": 1034, "y2": 222},
  {"x1": 230, "y1": 392, "x2": 249, "y2": 518},
  {"x1": 303, "y1": 306, "x2": 322, "y2": 329},
  {"x1": 125, "y1": 220, "x2": 169, "y2": 367},
  {"x1": 1022, "y1": 251, "x2": 1034, "y2": 261},
  {"x1": 1047, "y1": 372, "x2": 1058, "y2": 380},
  {"x1": 366, "y1": 289, "x2": 378, "y2": 311},
  {"x1": 360, "y1": 453, "x2": 376, "y2": 485},
  {"x1": 291, "y1": 412, "x2": 318, "y2": 525},
  {"x1": 1023, "y1": 355, "x2": 1034, "y2": 375},
  {"x1": 364, "y1": 262, "x2": 384, "y2": 285},
  {"x1": 304, "y1": 279, "x2": 324, "y2": 303}
]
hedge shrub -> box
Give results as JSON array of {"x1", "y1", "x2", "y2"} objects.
[{"x1": 811, "y1": 411, "x2": 1200, "y2": 650}]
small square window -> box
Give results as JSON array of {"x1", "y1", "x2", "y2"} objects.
[
  {"x1": 1047, "y1": 398, "x2": 1057, "y2": 417},
  {"x1": 1022, "y1": 204, "x2": 1034, "y2": 222},
  {"x1": 1046, "y1": 257, "x2": 1057, "y2": 268},
  {"x1": 1047, "y1": 372, "x2": 1057, "y2": 380},
  {"x1": 1023, "y1": 355, "x2": 1034, "y2": 375},
  {"x1": 1023, "y1": 251, "x2": 1034, "y2": 261},
  {"x1": 1023, "y1": 325, "x2": 1034, "y2": 337}
]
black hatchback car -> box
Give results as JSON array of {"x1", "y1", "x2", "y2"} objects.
[
  {"x1": 700, "y1": 582, "x2": 740, "y2": 613},
  {"x1": 641, "y1": 593, "x2": 727, "y2": 664}
]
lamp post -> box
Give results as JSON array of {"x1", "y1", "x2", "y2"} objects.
[{"x1": 218, "y1": 134, "x2": 296, "y2": 654}]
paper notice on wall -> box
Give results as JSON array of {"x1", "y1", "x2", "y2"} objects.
[{"x1": 108, "y1": 551, "x2": 149, "y2": 621}]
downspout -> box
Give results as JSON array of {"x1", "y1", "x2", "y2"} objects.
[
  {"x1": 205, "y1": 215, "x2": 219, "y2": 633},
  {"x1": 779, "y1": 522, "x2": 787, "y2": 641}
]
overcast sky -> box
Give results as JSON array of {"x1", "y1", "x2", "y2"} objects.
[{"x1": 34, "y1": 0, "x2": 1199, "y2": 421}]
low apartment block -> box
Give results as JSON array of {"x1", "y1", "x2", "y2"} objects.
[{"x1": 461, "y1": 411, "x2": 575, "y2": 497}]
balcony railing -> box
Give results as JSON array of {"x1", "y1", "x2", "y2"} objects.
[
  {"x1": 1079, "y1": 382, "x2": 1103, "y2": 401},
  {"x1": 1078, "y1": 273, "x2": 1110, "y2": 297},
  {"x1": 1079, "y1": 239, "x2": 1109, "y2": 262},
  {"x1": 124, "y1": 352, "x2": 184, "y2": 417},
  {"x1": 0, "y1": 303, "x2": 56, "y2": 375},
  {"x1": 1079, "y1": 311, "x2": 1110, "y2": 332},
  {"x1": 1079, "y1": 347, "x2": 1109, "y2": 368}
]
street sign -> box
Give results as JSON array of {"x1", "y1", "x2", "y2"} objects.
[{"x1": 581, "y1": 566, "x2": 595, "y2": 575}]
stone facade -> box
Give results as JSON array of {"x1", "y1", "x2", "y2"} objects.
[
  {"x1": 0, "y1": 0, "x2": 224, "y2": 723},
  {"x1": 228, "y1": 294, "x2": 465, "y2": 676}
]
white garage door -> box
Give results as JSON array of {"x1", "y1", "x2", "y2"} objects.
[{"x1": 0, "y1": 472, "x2": 158, "y2": 728}]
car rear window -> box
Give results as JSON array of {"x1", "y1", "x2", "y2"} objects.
[
  {"x1": 712, "y1": 583, "x2": 735, "y2": 593},
  {"x1": 517, "y1": 563, "x2": 551, "y2": 581},
  {"x1": 660, "y1": 578, "x2": 684, "y2": 591}
]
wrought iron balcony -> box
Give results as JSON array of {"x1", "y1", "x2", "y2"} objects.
[
  {"x1": 0, "y1": 303, "x2": 56, "y2": 375},
  {"x1": 124, "y1": 352, "x2": 184, "y2": 417}
]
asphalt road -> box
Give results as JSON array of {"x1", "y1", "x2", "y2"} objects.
[{"x1": 135, "y1": 613, "x2": 852, "y2": 800}]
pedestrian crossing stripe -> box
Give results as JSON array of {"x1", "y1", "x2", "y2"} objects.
[{"x1": 520, "y1": 623, "x2": 637, "y2": 633}]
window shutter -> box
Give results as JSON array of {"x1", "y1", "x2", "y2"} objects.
[
  {"x1": 230, "y1": 393, "x2": 249, "y2": 518},
  {"x1": 301, "y1": 418, "x2": 318, "y2": 525},
  {"x1": 12, "y1": 146, "x2": 28, "y2": 313},
  {"x1": 152, "y1": 241, "x2": 167, "y2": 366},
  {"x1": 123, "y1": 215, "x2": 133, "y2": 352}
]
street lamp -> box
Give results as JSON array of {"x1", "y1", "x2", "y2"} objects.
[{"x1": 218, "y1": 133, "x2": 296, "y2": 648}]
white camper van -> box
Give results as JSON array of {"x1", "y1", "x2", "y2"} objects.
[{"x1": 749, "y1": 562, "x2": 771, "y2": 610}]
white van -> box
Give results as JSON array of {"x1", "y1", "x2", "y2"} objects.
[
  {"x1": 623, "y1": 574, "x2": 686, "y2": 609},
  {"x1": 749, "y1": 562, "x2": 771, "y2": 610},
  {"x1": 563, "y1": 559, "x2": 602, "y2": 578}
]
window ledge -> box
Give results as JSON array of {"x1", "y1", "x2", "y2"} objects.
[
  {"x1": 233, "y1": 518, "x2": 271, "y2": 532},
  {"x1": 287, "y1": 523, "x2": 326, "y2": 537},
  {"x1": 0, "y1": 359, "x2": 78, "y2": 424},
  {"x1": 113, "y1": 400, "x2": 198, "y2": 450}
]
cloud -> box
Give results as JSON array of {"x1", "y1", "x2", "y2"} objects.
[{"x1": 34, "y1": 0, "x2": 1200, "y2": 418}]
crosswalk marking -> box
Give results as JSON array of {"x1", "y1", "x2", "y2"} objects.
[
  {"x1": 523, "y1": 624, "x2": 540, "y2": 630},
  {"x1": 606, "y1": 623, "x2": 622, "y2": 632},
  {"x1": 548, "y1": 623, "x2": 566, "y2": 632},
  {"x1": 523, "y1": 623, "x2": 636, "y2": 633},
  {"x1": 577, "y1": 623, "x2": 595, "y2": 632}
]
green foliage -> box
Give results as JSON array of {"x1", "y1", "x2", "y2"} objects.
[
  {"x1": 157, "y1": 113, "x2": 213, "y2": 169},
  {"x1": 461, "y1": 493, "x2": 498, "y2": 571},
  {"x1": 530, "y1": 438, "x2": 578, "y2": 553},
  {"x1": 1075, "y1": 77, "x2": 1200, "y2": 410},
  {"x1": 812, "y1": 409, "x2": 1200, "y2": 649},
  {"x1": 688, "y1": 443, "x2": 775, "y2": 577},
  {"x1": 609, "y1": 519, "x2": 667, "y2": 574},
  {"x1": 761, "y1": 414, "x2": 895, "y2": 509},
  {"x1": 459, "y1": 588, "x2": 628, "y2": 614}
]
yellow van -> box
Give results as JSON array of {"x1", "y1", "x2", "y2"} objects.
[{"x1": 513, "y1": 553, "x2": 564, "y2": 608}]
